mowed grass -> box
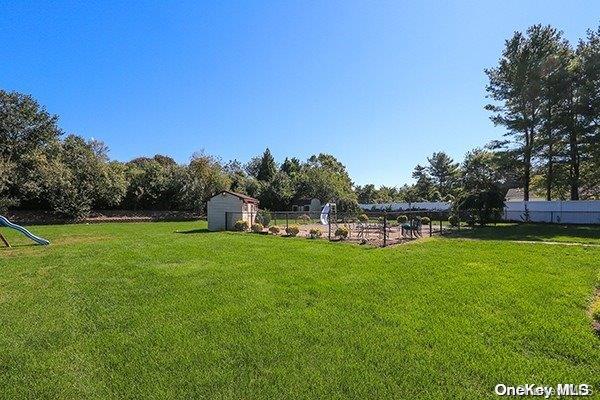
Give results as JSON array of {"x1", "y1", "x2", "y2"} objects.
[
  {"x1": 1, "y1": 222, "x2": 599, "y2": 399},
  {"x1": 451, "y1": 222, "x2": 600, "y2": 245}
]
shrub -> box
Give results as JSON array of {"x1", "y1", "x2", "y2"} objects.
[
  {"x1": 309, "y1": 228, "x2": 322, "y2": 239},
  {"x1": 286, "y1": 225, "x2": 300, "y2": 236},
  {"x1": 268, "y1": 226, "x2": 280, "y2": 235},
  {"x1": 335, "y1": 226, "x2": 349, "y2": 239},
  {"x1": 421, "y1": 217, "x2": 431, "y2": 225},
  {"x1": 358, "y1": 214, "x2": 369, "y2": 222},
  {"x1": 251, "y1": 222, "x2": 264, "y2": 233},
  {"x1": 397, "y1": 215, "x2": 408, "y2": 224},
  {"x1": 233, "y1": 220, "x2": 249, "y2": 231},
  {"x1": 458, "y1": 188, "x2": 505, "y2": 226},
  {"x1": 448, "y1": 214, "x2": 459, "y2": 227},
  {"x1": 255, "y1": 210, "x2": 271, "y2": 227},
  {"x1": 297, "y1": 214, "x2": 311, "y2": 223}
]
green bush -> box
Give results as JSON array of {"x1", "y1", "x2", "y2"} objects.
[
  {"x1": 421, "y1": 217, "x2": 431, "y2": 225},
  {"x1": 251, "y1": 222, "x2": 264, "y2": 233},
  {"x1": 255, "y1": 210, "x2": 271, "y2": 227},
  {"x1": 457, "y1": 188, "x2": 505, "y2": 226},
  {"x1": 233, "y1": 220, "x2": 249, "y2": 231},
  {"x1": 358, "y1": 214, "x2": 369, "y2": 222},
  {"x1": 268, "y1": 226, "x2": 280, "y2": 235},
  {"x1": 397, "y1": 215, "x2": 408, "y2": 224},
  {"x1": 448, "y1": 214, "x2": 459, "y2": 227},
  {"x1": 286, "y1": 225, "x2": 300, "y2": 236},
  {"x1": 335, "y1": 226, "x2": 349, "y2": 239},
  {"x1": 309, "y1": 228, "x2": 322, "y2": 239}
]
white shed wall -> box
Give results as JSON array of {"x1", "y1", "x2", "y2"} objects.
[{"x1": 207, "y1": 193, "x2": 244, "y2": 231}]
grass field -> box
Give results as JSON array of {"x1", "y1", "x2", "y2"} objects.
[
  {"x1": 449, "y1": 223, "x2": 600, "y2": 245},
  {"x1": 1, "y1": 222, "x2": 599, "y2": 399}
]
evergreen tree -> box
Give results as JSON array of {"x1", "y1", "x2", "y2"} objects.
[
  {"x1": 485, "y1": 25, "x2": 565, "y2": 200},
  {"x1": 412, "y1": 164, "x2": 434, "y2": 201},
  {"x1": 461, "y1": 149, "x2": 500, "y2": 192},
  {"x1": 256, "y1": 148, "x2": 277, "y2": 182},
  {"x1": 427, "y1": 152, "x2": 460, "y2": 197},
  {"x1": 575, "y1": 26, "x2": 600, "y2": 199},
  {"x1": 280, "y1": 157, "x2": 301, "y2": 176}
]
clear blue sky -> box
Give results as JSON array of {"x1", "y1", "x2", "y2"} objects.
[{"x1": 2, "y1": 1, "x2": 599, "y2": 186}]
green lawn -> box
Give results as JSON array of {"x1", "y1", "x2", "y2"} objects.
[
  {"x1": 1, "y1": 221, "x2": 599, "y2": 399},
  {"x1": 450, "y1": 222, "x2": 600, "y2": 245}
]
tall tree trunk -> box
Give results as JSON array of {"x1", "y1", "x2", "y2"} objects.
[
  {"x1": 546, "y1": 152, "x2": 553, "y2": 201},
  {"x1": 568, "y1": 109, "x2": 580, "y2": 200},
  {"x1": 545, "y1": 105, "x2": 553, "y2": 201},
  {"x1": 523, "y1": 129, "x2": 531, "y2": 202},
  {"x1": 567, "y1": 85, "x2": 580, "y2": 200},
  {"x1": 568, "y1": 131, "x2": 579, "y2": 200}
]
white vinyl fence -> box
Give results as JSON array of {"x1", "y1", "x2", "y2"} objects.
[
  {"x1": 359, "y1": 202, "x2": 451, "y2": 212},
  {"x1": 503, "y1": 201, "x2": 600, "y2": 225}
]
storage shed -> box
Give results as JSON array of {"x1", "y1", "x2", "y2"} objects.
[
  {"x1": 207, "y1": 190, "x2": 259, "y2": 231},
  {"x1": 291, "y1": 198, "x2": 322, "y2": 214}
]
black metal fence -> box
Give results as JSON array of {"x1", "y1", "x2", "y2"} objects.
[
  {"x1": 224, "y1": 209, "x2": 457, "y2": 247},
  {"x1": 222, "y1": 206, "x2": 600, "y2": 246}
]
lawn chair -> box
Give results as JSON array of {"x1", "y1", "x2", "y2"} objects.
[{"x1": 401, "y1": 218, "x2": 422, "y2": 238}]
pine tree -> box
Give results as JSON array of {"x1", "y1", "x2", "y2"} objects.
[
  {"x1": 256, "y1": 148, "x2": 277, "y2": 182},
  {"x1": 485, "y1": 25, "x2": 565, "y2": 200},
  {"x1": 426, "y1": 152, "x2": 460, "y2": 197}
]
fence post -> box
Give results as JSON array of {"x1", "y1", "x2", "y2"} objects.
[
  {"x1": 285, "y1": 212, "x2": 288, "y2": 230},
  {"x1": 430, "y1": 215, "x2": 433, "y2": 237},
  {"x1": 328, "y1": 211, "x2": 332, "y2": 241},
  {"x1": 383, "y1": 212, "x2": 387, "y2": 247},
  {"x1": 225, "y1": 212, "x2": 229, "y2": 231}
]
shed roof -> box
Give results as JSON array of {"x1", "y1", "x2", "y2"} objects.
[{"x1": 214, "y1": 190, "x2": 259, "y2": 204}]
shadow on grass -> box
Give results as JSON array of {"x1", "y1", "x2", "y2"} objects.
[
  {"x1": 447, "y1": 223, "x2": 600, "y2": 244},
  {"x1": 0, "y1": 243, "x2": 39, "y2": 250},
  {"x1": 174, "y1": 228, "x2": 211, "y2": 234}
]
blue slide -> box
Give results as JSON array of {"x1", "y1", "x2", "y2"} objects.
[{"x1": 0, "y1": 215, "x2": 50, "y2": 245}]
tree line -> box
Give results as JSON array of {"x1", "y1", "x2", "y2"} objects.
[
  {"x1": 0, "y1": 90, "x2": 357, "y2": 218},
  {"x1": 355, "y1": 149, "x2": 514, "y2": 204}
]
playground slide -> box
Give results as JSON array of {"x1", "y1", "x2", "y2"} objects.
[
  {"x1": 320, "y1": 203, "x2": 331, "y2": 225},
  {"x1": 0, "y1": 215, "x2": 50, "y2": 245}
]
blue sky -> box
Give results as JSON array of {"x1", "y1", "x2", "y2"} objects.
[{"x1": 1, "y1": 1, "x2": 599, "y2": 186}]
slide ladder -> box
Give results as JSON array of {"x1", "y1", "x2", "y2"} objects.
[{"x1": 0, "y1": 215, "x2": 50, "y2": 246}]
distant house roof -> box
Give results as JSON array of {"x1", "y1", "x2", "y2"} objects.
[
  {"x1": 217, "y1": 190, "x2": 259, "y2": 204},
  {"x1": 505, "y1": 188, "x2": 545, "y2": 202}
]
